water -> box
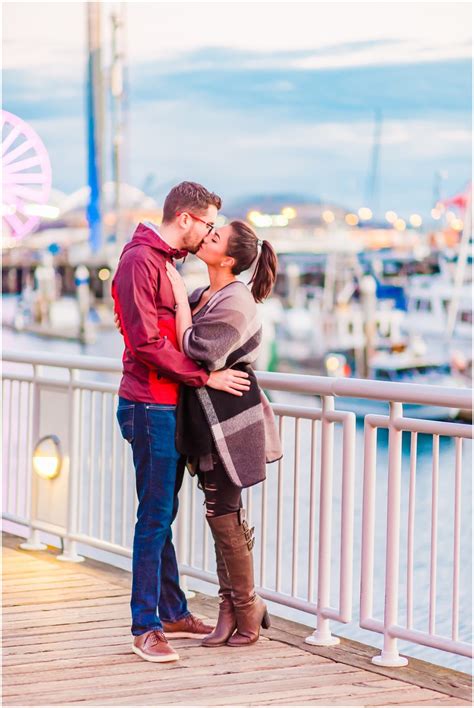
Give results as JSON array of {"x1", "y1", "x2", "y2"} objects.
[{"x1": 2, "y1": 297, "x2": 472, "y2": 674}]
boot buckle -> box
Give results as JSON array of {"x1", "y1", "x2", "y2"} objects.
[
  {"x1": 237, "y1": 508, "x2": 246, "y2": 525},
  {"x1": 244, "y1": 525, "x2": 255, "y2": 551}
]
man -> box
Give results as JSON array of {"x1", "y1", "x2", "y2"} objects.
[{"x1": 113, "y1": 182, "x2": 250, "y2": 663}]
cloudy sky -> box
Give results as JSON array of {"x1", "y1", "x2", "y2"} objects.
[{"x1": 3, "y1": 1, "x2": 472, "y2": 217}]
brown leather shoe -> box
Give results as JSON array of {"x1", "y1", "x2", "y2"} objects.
[
  {"x1": 132, "y1": 629, "x2": 179, "y2": 662},
  {"x1": 162, "y1": 614, "x2": 214, "y2": 639}
]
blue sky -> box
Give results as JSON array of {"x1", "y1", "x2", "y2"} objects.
[{"x1": 2, "y1": 2, "x2": 472, "y2": 217}]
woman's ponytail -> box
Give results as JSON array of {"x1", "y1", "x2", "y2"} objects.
[
  {"x1": 249, "y1": 240, "x2": 277, "y2": 303},
  {"x1": 227, "y1": 220, "x2": 278, "y2": 303}
]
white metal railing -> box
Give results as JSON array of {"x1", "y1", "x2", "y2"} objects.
[{"x1": 2, "y1": 349, "x2": 472, "y2": 667}]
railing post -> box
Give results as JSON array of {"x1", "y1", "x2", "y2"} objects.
[
  {"x1": 20, "y1": 364, "x2": 47, "y2": 551},
  {"x1": 57, "y1": 369, "x2": 84, "y2": 563},
  {"x1": 306, "y1": 395, "x2": 340, "y2": 646},
  {"x1": 372, "y1": 401, "x2": 408, "y2": 666}
]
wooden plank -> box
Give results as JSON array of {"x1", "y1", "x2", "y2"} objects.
[
  {"x1": 3, "y1": 574, "x2": 117, "y2": 589},
  {"x1": 158, "y1": 681, "x2": 442, "y2": 708},
  {"x1": 2, "y1": 608, "x2": 132, "y2": 632},
  {"x1": 2, "y1": 568, "x2": 71, "y2": 579},
  {"x1": 2, "y1": 644, "x2": 134, "y2": 668},
  {"x1": 2, "y1": 617, "x2": 131, "y2": 640},
  {"x1": 3, "y1": 661, "x2": 357, "y2": 696},
  {"x1": 402, "y1": 699, "x2": 472, "y2": 706},
  {"x1": 3, "y1": 653, "x2": 336, "y2": 694},
  {"x1": 2, "y1": 638, "x2": 294, "y2": 668},
  {"x1": 3, "y1": 589, "x2": 129, "y2": 607},
  {"x1": 2, "y1": 534, "x2": 132, "y2": 589},
  {"x1": 320, "y1": 686, "x2": 458, "y2": 705},
  {"x1": 3, "y1": 624, "x2": 131, "y2": 647},
  {"x1": 3, "y1": 666, "x2": 386, "y2": 704},
  {"x1": 36, "y1": 674, "x2": 438, "y2": 707},
  {"x1": 253, "y1": 615, "x2": 473, "y2": 702},
  {"x1": 3, "y1": 593, "x2": 128, "y2": 614},
  {"x1": 4, "y1": 647, "x2": 323, "y2": 683},
  {"x1": 2, "y1": 531, "x2": 469, "y2": 708},
  {"x1": 3, "y1": 587, "x2": 129, "y2": 614},
  {"x1": 2, "y1": 643, "x2": 308, "y2": 679}
]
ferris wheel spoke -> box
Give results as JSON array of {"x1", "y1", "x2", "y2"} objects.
[
  {"x1": 13, "y1": 198, "x2": 30, "y2": 216},
  {"x1": 2, "y1": 110, "x2": 52, "y2": 239},
  {"x1": 3, "y1": 139, "x2": 33, "y2": 167},
  {"x1": 3, "y1": 212, "x2": 28, "y2": 235},
  {"x1": 4, "y1": 155, "x2": 42, "y2": 174},
  {"x1": 1, "y1": 126, "x2": 21, "y2": 157},
  {"x1": 6, "y1": 172, "x2": 48, "y2": 185}
]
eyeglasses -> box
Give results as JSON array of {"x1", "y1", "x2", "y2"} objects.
[{"x1": 176, "y1": 211, "x2": 215, "y2": 235}]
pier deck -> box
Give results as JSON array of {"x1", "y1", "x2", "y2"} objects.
[{"x1": 2, "y1": 533, "x2": 471, "y2": 706}]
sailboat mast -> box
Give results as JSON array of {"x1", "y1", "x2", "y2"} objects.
[
  {"x1": 86, "y1": 2, "x2": 104, "y2": 253},
  {"x1": 110, "y1": 3, "x2": 127, "y2": 246},
  {"x1": 365, "y1": 108, "x2": 382, "y2": 216}
]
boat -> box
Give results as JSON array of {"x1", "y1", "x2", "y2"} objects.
[
  {"x1": 404, "y1": 275, "x2": 472, "y2": 351},
  {"x1": 332, "y1": 348, "x2": 463, "y2": 420},
  {"x1": 273, "y1": 344, "x2": 464, "y2": 421}
]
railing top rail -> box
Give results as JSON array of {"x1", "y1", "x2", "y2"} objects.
[
  {"x1": 2, "y1": 349, "x2": 123, "y2": 373},
  {"x1": 257, "y1": 372, "x2": 473, "y2": 411},
  {"x1": 2, "y1": 349, "x2": 472, "y2": 410}
]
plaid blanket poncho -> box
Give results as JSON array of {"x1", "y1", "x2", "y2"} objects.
[{"x1": 175, "y1": 281, "x2": 282, "y2": 488}]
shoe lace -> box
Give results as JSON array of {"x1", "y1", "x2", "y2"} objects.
[
  {"x1": 189, "y1": 614, "x2": 205, "y2": 630},
  {"x1": 148, "y1": 629, "x2": 166, "y2": 646}
]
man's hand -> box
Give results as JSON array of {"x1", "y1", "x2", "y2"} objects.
[
  {"x1": 114, "y1": 311, "x2": 124, "y2": 335},
  {"x1": 207, "y1": 369, "x2": 251, "y2": 396}
]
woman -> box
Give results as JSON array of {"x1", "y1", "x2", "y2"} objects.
[{"x1": 165, "y1": 219, "x2": 282, "y2": 648}]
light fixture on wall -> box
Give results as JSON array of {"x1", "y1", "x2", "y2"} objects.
[{"x1": 32, "y1": 435, "x2": 62, "y2": 480}]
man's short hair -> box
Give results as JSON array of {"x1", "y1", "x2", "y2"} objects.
[{"x1": 162, "y1": 181, "x2": 222, "y2": 223}]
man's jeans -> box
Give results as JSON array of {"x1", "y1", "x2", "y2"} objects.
[{"x1": 117, "y1": 397, "x2": 189, "y2": 636}]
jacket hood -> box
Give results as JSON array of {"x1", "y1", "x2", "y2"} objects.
[{"x1": 121, "y1": 222, "x2": 188, "y2": 260}]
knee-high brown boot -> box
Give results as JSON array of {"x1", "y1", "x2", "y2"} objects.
[
  {"x1": 201, "y1": 540, "x2": 236, "y2": 647},
  {"x1": 206, "y1": 509, "x2": 270, "y2": 647}
]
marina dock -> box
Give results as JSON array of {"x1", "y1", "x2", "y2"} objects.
[{"x1": 3, "y1": 533, "x2": 471, "y2": 707}]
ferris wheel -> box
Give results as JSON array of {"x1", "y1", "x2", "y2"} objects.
[{"x1": 2, "y1": 110, "x2": 52, "y2": 239}]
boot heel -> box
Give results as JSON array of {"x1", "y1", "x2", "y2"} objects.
[{"x1": 261, "y1": 611, "x2": 271, "y2": 629}]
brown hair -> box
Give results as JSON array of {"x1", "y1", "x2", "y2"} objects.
[
  {"x1": 162, "y1": 181, "x2": 222, "y2": 223},
  {"x1": 227, "y1": 220, "x2": 277, "y2": 303}
]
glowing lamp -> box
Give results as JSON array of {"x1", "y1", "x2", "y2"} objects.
[
  {"x1": 326, "y1": 355, "x2": 341, "y2": 372},
  {"x1": 98, "y1": 268, "x2": 111, "y2": 281},
  {"x1": 281, "y1": 207, "x2": 296, "y2": 219},
  {"x1": 322, "y1": 210, "x2": 335, "y2": 224},
  {"x1": 32, "y1": 435, "x2": 62, "y2": 480},
  {"x1": 248, "y1": 210, "x2": 261, "y2": 224},
  {"x1": 324, "y1": 353, "x2": 348, "y2": 377},
  {"x1": 358, "y1": 207, "x2": 373, "y2": 221},
  {"x1": 409, "y1": 214, "x2": 422, "y2": 228},
  {"x1": 394, "y1": 218, "x2": 406, "y2": 231},
  {"x1": 345, "y1": 213, "x2": 359, "y2": 226}
]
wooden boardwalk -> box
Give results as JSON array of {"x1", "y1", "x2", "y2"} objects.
[{"x1": 2, "y1": 533, "x2": 472, "y2": 706}]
